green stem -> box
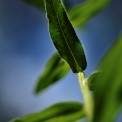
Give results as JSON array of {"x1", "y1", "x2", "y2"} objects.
[{"x1": 77, "y1": 72, "x2": 94, "y2": 121}]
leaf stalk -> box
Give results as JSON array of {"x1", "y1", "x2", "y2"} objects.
[{"x1": 77, "y1": 72, "x2": 94, "y2": 121}]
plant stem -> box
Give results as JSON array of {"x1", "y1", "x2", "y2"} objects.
[{"x1": 77, "y1": 72, "x2": 94, "y2": 121}]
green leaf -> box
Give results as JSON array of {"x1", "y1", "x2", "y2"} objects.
[
  {"x1": 45, "y1": 0, "x2": 87, "y2": 73},
  {"x1": 23, "y1": 0, "x2": 111, "y2": 28},
  {"x1": 69, "y1": 0, "x2": 111, "y2": 27},
  {"x1": 92, "y1": 35, "x2": 122, "y2": 122},
  {"x1": 23, "y1": 0, "x2": 44, "y2": 9},
  {"x1": 23, "y1": 0, "x2": 69, "y2": 10},
  {"x1": 87, "y1": 71, "x2": 100, "y2": 90},
  {"x1": 11, "y1": 102, "x2": 85, "y2": 122},
  {"x1": 44, "y1": 111, "x2": 83, "y2": 122},
  {"x1": 35, "y1": 53, "x2": 70, "y2": 94}
]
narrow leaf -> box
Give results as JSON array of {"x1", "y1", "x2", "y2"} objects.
[
  {"x1": 69, "y1": 0, "x2": 111, "y2": 27},
  {"x1": 44, "y1": 111, "x2": 83, "y2": 122},
  {"x1": 45, "y1": 0, "x2": 87, "y2": 73},
  {"x1": 92, "y1": 35, "x2": 122, "y2": 122},
  {"x1": 35, "y1": 53, "x2": 70, "y2": 94},
  {"x1": 11, "y1": 102, "x2": 85, "y2": 122}
]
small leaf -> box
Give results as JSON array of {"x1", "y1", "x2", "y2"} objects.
[
  {"x1": 45, "y1": 0, "x2": 87, "y2": 73},
  {"x1": 69, "y1": 0, "x2": 111, "y2": 27},
  {"x1": 35, "y1": 53, "x2": 70, "y2": 94},
  {"x1": 92, "y1": 35, "x2": 122, "y2": 122},
  {"x1": 11, "y1": 102, "x2": 85, "y2": 122},
  {"x1": 23, "y1": 0, "x2": 44, "y2": 9},
  {"x1": 87, "y1": 71, "x2": 100, "y2": 90},
  {"x1": 23, "y1": 0, "x2": 69, "y2": 10}
]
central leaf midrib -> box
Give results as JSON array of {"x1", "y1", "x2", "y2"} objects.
[{"x1": 50, "y1": 0, "x2": 80, "y2": 70}]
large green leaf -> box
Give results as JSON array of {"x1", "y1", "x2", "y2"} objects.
[
  {"x1": 69, "y1": 0, "x2": 111, "y2": 27},
  {"x1": 92, "y1": 35, "x2": 122, "y2": 122},
  {"x1": 45, "y1": 0, "x2": 87, "y2": 73},
  {"x1": 11, "y1": 102, "x2": 85, "y2": 122},
  {"x1": 35, "y1": 53, "x2": 70, "y2": 94}
]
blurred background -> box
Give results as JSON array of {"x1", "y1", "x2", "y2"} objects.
[{"x1": 0, "y1": 0, "x2": 122, "y2": 121}]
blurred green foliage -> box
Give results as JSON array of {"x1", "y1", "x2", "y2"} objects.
[
  {"x1": 35, "y1": 53, "x2": 70, "y2": 94},
  {"x1": 11, "y1": 102, "x2": 84, "y2": 122},
  {"x1": 10, "y1": 0, "x2": 122, "y2": 122},
  {"x1": 69, "y1": 0, "x2": 111, "y2": 27},
  {"x1": 92, "y1": 35, "x2": 122, "y2": 122},
  {"x1": 23, "y1": 0, "x2": 44, "y2": 9}
]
